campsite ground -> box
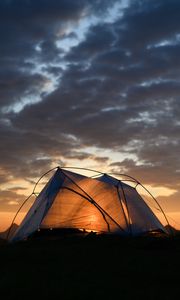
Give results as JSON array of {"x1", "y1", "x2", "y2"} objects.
[{"x1": 0, "y1": 233, "x2": 180, "y2": 300}]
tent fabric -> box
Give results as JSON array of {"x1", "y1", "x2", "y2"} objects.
[
  {"x1": 97, "y1": 174, "x2": 165, "y2": 234},
  {"x1": 41, "y1": 172, "x2": 127, "y2": 233},
  {"x1": 10, "y1": 169, "x2": 65, "y2": 242},
  {"x1": 10, "y1": 168, "x2": 167, "y2": 242}
]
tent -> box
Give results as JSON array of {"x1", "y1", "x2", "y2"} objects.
[{"x1": 9, "y1": 167, "x2": 169, "y2": 242}]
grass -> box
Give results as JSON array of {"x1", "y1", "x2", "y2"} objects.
[{"x1": 0, "y1": 233, "x2": 180, "y2": 299}]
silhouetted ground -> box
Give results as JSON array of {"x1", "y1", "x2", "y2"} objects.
[{"x1": 1, "y1": 231, "x2": 180, "y2": 299}]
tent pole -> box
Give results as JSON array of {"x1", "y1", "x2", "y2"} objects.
[
  {"x1": 116, "y1": 183, "x2": 129, "y2": 234},
  {"x1": 60, "y1": 168, "x2": 125, "y2": 233},
  {"x1": 118, "y1": 181, "x2": 132, "y2": 236},
  {"x1": 61, "y1": 166, "x2": 104, "y2": 175},
  {"x1": 138, "y1": 182, "x2": 173, "y2": 235},
  {"x1": 108, "y1": 172, "x2": 172, "y2": 235},
  {"x1": 32, "y1": 166, "x2": 59, "y2": 194},
  {"x1": 61, "y1": 186, "x2": 111, "y2": 232},
  {"x1": 7, "y1": 165, "x2": 171, "y2": 240},
  {"x1": 6, "y1": 166, "x2": 59, "y2": 240},
  {"x1": 6, "y1": 193, "x2": 34, "y2": 240}
]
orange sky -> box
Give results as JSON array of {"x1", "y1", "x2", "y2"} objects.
[{"x1": 0, "y1": 212, "x2": 25, "y2": 232}]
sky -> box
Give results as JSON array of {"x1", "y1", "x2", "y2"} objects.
[{"x1": 0, "y1": 0, "x2": 180, "y2": 231}]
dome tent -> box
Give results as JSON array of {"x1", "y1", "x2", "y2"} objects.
[{"x1": 8, "y1": 167, "x2": 169, "y2": 242}]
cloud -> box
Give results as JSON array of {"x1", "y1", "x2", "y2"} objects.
[
  {"x1": 0, "y1": 189, "x2": 27, "y2": 211},
  {"x1": 0, "y1": 0, "x2": 180, "y2": 214},
  {"x1": 117, "y1": 0, "x2": 180, "y2": 51},
  {"x1": 110, "y1": 158, "x2": 180, "y2": 189},
  {"x1": 8, "y1": 201, "x2": 19, "y2": 206}
]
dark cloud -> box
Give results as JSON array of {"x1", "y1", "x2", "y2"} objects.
[
  {"x1": 65, "y1": 151, "x2": 109, "y2": 163},
  {"x1": 157, "y1": 191, "x2": 180, "y2": 213},
  {"x1": 117, "y1": 0, "x2": 180, "y2": 50},
  {"x1": 0, "y1": 0, "x2": 115, "y2": 110},
  {"x1": 0, "y1": 189, "x2": 27, "y2": 212},
  {"x1": 0, "y1": 71, "x2": 48, "y2": 109},
  {"x1": 66, "y1": 23, "x2": 116, "y2": 62},
  {"x1": 110, "y1": 156, "x2": 180, "y2": 189},
  {"x1": 0, "y1": 0, "x2": 180, "y2": 215}
]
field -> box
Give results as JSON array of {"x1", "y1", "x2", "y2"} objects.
[{"x1": 0, "y1": 233, "x2": 180, "y2": 300}]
